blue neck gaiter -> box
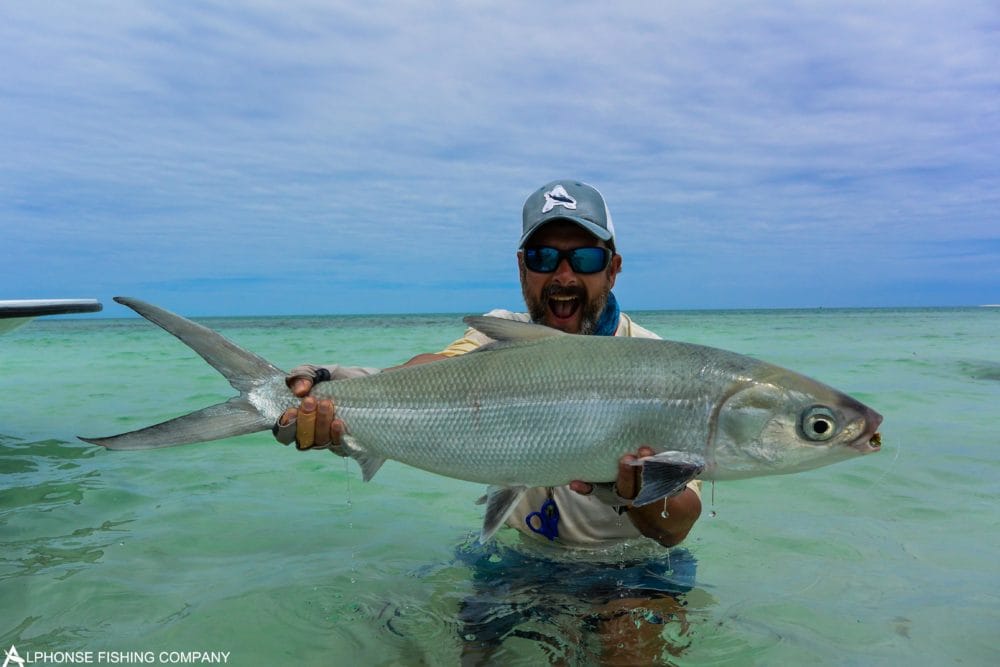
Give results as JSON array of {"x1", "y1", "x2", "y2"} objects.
[{"x1": 593, "y1": 291, "x2": 620, "y2": 336}]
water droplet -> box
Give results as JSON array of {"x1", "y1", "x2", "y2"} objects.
[{"x1": 660, "y1": 510, "x2": 669, "y2": 519}]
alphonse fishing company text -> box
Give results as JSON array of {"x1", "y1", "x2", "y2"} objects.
[{"x1": 3, "y1": 646, "x2": 230, "y2": 666}]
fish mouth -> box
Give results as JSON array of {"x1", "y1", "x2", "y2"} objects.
[{"x1": 851, "y1": 408, "x2": 883, "y2": 454}]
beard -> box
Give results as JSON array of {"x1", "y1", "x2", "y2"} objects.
[{"x1": 520, "y1": 265, "x2": 612, "y2": 335}]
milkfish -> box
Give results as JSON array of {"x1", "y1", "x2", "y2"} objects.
[{"x1": 82, "y1": 298, "x2": 883, "y2": 541}]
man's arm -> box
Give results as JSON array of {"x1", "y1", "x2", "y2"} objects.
[{"x1": 622, "y1": 487, "x2": 702, "y2": 548}]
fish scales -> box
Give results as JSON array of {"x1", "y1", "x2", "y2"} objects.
[{"x1": 308, "y1": 336, "x2": 754, "y2": 486}]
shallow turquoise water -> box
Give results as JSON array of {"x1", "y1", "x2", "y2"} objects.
[{"x1": 2, "y1": 307, "x2": 998, "y2": 665}]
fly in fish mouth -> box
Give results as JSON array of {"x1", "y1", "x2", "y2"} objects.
[
  {"x1": 864, "y1": 408, "x2": 883, "y2": 451},
  {"x1": 853, "y1": 429, "x2": 882, "y2": 453},
  {"x1": 850, "y1": 408, "x2": 883, "y2": 453}
]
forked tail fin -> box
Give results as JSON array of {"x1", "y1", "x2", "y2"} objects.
[{"x1": 79, "y1": 297, "x2": 285, "y2": 450}]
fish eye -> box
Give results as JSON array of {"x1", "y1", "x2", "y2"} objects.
[{"x1": 800, "y1": 406, "x2": 838, "y2": 442}]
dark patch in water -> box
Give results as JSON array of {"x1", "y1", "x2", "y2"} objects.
[{"x1": 957, "y1": 360, "x2": 1000, "y2": 382}]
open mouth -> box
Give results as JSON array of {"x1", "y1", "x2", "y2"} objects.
[
  {"x1": 852, "y1": 409, "x2": 883, "y2": 453},
  {"x1": 549, "y1": 294, "x2": 581, "y2": 321}
]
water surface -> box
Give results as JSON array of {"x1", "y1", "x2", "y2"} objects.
[{"x1": 2, "y1": 307, "x2": 997, "y2": 664}]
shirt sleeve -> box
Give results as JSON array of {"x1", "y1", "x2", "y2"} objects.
[
  {"x1": 438, "y1": 328, "x2": 491, "y2": 357},
  {"x1": 437, "y1": 309, "x2": 529, "y2": 357}
]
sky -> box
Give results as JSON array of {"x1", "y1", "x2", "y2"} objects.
[{"x1": 2, "y1": 1, "x2": 998, "y2": 316}]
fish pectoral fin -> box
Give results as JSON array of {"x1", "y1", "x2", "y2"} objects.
[
  {"x1": 479, "y1": 485, "x2": 528, "y2": 543},
  {"x1": 631, "y1": 451, "x2": 705, "y2": 507},
  {"x1": 463, "y1": 316, "x2": 567, "y2": 342}
]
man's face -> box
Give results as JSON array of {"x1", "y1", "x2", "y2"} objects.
[{"x1": 518, "y1": 220, "x2": 622, "y2": 334}]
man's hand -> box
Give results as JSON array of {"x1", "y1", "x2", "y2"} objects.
[
  {"x1": 568, "y1": 445, "x2": 656, "y2": 499},
  {"x1": 570, "y1": 446, "x2": 702, "y2": 547},
  {"x1": 273, "y1": 357, "x2": 442, "y2": 452},
  {"x1": 274, "y1": 376, "x2": 347, "y2": 453}
]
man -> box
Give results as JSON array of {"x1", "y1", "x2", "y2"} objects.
[
  {"x1": 273, "y1": 179, "x2": 702, "y2": 547},
  {"x1": 275, "y1": 180, "x2": 703, "y2": 661}
]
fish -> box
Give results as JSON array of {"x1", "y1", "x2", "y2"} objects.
[{"x1": 81, "y1": 297, "x2": 883, "y2": 542}]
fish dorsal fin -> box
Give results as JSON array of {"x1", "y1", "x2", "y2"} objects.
[
  {"x1": 463, "y1": 316, "x2": 567, "y2": 343},
  {"x1": 479, "y1": 485, "x2": 528, "y2": 543}
]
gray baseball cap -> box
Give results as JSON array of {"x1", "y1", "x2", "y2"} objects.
[{"x1": 519, "y1": 179, "x2": 616, "y2": 250}]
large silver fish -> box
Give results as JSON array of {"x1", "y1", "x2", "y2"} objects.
[{"x1": 82, "y1": 298, "x2": 882, "y2": 541}]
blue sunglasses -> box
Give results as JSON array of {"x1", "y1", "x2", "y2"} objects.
[{"x1": 523, "y1": 246, "x2": 612, "y2": 274}]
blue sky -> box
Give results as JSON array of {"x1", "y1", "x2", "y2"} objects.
[{"x1": 2, "y1": 1, "x2": 998, "y2": 316}]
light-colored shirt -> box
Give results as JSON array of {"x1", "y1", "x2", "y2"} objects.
[{"x1": 439, "y1": 309, "x2": 701, "y2": 549}]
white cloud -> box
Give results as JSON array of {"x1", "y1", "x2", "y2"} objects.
[{"x1": 1, "y1": 0, "x2": 997, "y2": 312}]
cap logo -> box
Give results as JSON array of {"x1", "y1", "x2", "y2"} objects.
[{"x1": 541, "y1": 185, "x2": 577, "y2": 213}]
